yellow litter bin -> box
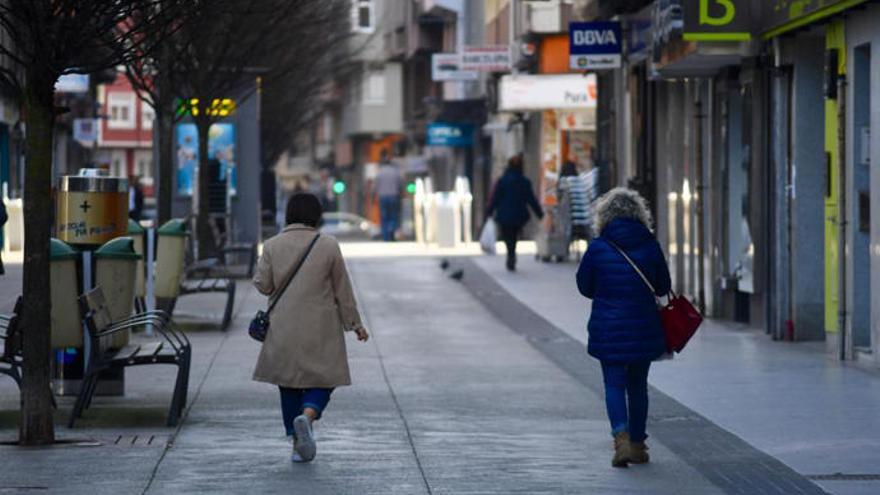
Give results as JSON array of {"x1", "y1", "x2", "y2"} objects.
[
  {"x1": 95, "y1": 237, "x2": 140, "y2": 349},
  {"x1": 155, "y1": 219, "x2": 188, "y2": 299},
  {"x1": 128, "y1": 219, "x2": 146, "y2": 300},
  {"x1": 49, "y1": 238, "x2": 81, "y2": 349},
  {"x1": 56, "y1": 173, "x2": 129, "y2": 246}
]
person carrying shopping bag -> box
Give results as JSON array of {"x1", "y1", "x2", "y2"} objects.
[
  {"x1": 575, "y1": 187, "x2": 671, "y2": 468},
  {"x1": 253, "y1": 192, "x2": 369, "y2": 463},
  {"x1": 485, "y1": 154, "x2": 543, "y2": 271}
]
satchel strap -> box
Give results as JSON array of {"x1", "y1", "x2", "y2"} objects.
[
  {"x1": 605, "y1": 239, "x2": 659, "y2": 296},
  {"x1": 267, "y1": 233, "x2": 321, "y2": 315}
]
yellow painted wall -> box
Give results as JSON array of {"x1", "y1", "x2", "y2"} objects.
[{"x1": 825, "y1": 21, "x2": 846, "y2": 333}]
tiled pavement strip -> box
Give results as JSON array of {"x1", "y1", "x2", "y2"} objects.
[{"x1": 457, "y1": 257, "x2": 828, "y2": 495}]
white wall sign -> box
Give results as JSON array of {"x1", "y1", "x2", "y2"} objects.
[
  {"x1": 499, "y1": 74, "x2": 598, "y2": 111},
  {"x1": 55, "y1": 73, "x2": 90, "y2": 93},
  {"x1": 432, "y1": 53, "x2": 478, "y2": 81},
  {"x1": 461, "y1": 45, "x2": 512, "y2": 72}
]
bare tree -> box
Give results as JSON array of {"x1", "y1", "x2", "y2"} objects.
[
  {"x1": 0, "y1": 0, "x2": 187, "y2": 445},
  {"x1": 124, "y1": 0, "x2": 194, "y2": 225},
  {"x1": 168, "y1": 0, "x2": 355, "y2": 258},
  {"x1": 259, "y1": 2, "x2": 360, "y2": 169}
]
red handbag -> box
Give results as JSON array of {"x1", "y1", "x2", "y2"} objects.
[
  {"x1": 659, "y1": 291, "x2": 703, "y2": 353},
  {"x1": 607, "y1": 240, "x2": 703, "y2": 353}
]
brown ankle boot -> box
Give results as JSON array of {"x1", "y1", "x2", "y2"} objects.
[
  {"x1": 628, "y1": 440, "x2": 649, "y2": 464},
  {"x1": 612, "y1": 432, "x2": 631, "y2": 468}
]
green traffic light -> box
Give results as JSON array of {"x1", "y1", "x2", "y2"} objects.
[
  {"x1": 333, "y1": 180, "x2": 346, "y2": 195},
  {"x1": 406, "y1": 182, "x2": 416, "y2": 194}
]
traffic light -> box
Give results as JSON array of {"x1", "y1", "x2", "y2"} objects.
[
  {"x1": 333, "y1": 180, "x2": 346, "y2": 195},
  {"x1": 406, "y1": 182, "x2": 416, "y2": 195}
]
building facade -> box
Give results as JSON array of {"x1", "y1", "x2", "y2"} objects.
[{"x1": 585, "y1": 0, "x2": 880, "y2": 364}]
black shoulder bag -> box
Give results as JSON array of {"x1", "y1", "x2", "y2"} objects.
[{"x1": 249, "y1": 234, "x2": 321, "y2": 342}]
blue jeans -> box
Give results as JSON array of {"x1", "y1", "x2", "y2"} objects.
[
  {"x1": 279, "y1": 387, "x2": 333, "y2": 436},
  {"x1": 379, "y1": 196, "x2": 400, "y2": 241},
  {"x1": 600, "y1": 361, "x2": 651, "y2": 442}
]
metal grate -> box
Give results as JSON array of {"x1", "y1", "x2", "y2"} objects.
[
  {"x1": 808, "y1": 473, "x2": 880, "y2": 481},
  {"x1": 112, "y1": 434, "x2": 169, "y2": 447}
]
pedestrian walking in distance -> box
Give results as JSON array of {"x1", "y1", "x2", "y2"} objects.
[
  {"x1": 374, "y1": 151, "x2": 403, "y2": 241},
  {"x1": 253, "y1": 193, "x2": 369, "y2": 463},
  {"x1": 576, "y1": 187, "x2": 671, "y2": 468},
  {"x1": 485, "y1": 154, "x2": 543, "y2": 271}
]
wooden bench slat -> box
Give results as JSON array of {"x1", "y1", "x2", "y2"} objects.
[
  {"x1": 114, "y1": 344, "x2": 141, "y2": 361},
  {"x1": 136, "y1": 342, "x2": 163, "y2": 358}
]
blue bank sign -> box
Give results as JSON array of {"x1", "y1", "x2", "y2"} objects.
[
  {"x1": 569, "y1": 21, "x2": 622, "y2": 70},
  {"x1": 427, "y1": 122, "x2": 474, "y2": 148}
]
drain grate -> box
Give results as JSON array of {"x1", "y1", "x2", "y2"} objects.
[
  {"x1": 808, "y1": 473, "x2": 880, "y2": 481},
  {"x1": 112, "y1": 435, "x2": 169, "y2": 447}
]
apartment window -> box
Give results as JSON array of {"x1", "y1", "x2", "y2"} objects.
[
  {"x1": 352, "y1": 0, "x2": 374, "y2": 33},
  {"x1": 134, "y1": 152, "x2": 153, "y2": 179},
  {"x1": 107, "y1": 92, "x2": 136, "y2": 129},
  {"x1": 141, "y1": 103, "x2": 155, "y2": 131},
  {"x1": 362, "y1": 70, "x2": 385, "y2": 104}
]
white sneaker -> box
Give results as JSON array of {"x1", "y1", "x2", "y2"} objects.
[
  {"x1": 293, "y1": 415, "x2": 316, "y2": 462},
  {"x1": 286, "y1": 435, "x2": 305, "y2": 463}
]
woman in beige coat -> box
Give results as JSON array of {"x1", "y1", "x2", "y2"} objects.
[{"x1": 253, "y1": 193, "x2": 368, "y2": 463}]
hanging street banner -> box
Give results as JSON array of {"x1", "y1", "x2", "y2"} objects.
[
  {"x1": 432, "y1": 53, "x2": 478, "y2": 81},
  {"x1": 569, "y1": 21, "x2": 622, "y2": 70},
  {"x1": 461, "y1": 45, "x2": 512, "y2": 72}
]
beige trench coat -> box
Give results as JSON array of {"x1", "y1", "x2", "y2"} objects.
[{"x1": 252, "y1": 224, "x2": 363, "y2": 388}]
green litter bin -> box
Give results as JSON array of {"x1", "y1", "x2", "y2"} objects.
[
  {"x1": 95, "y1": 236, "x2": 141, "y2": 349},
  {"x1": 155, "y1": 219, "x2": 188, "y2": 299},
  {"x1": 128, "y1": 219, "x2": 146, "y2": 299},
  {"x1": 50, "y1": 238, "x2": 81, "y2": 349}
]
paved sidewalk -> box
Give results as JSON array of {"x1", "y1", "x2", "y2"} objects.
[
  {"x1": 0, "y1": 243, "x2": 873, "y2": 493},
  {"x1": 471, "y1": 250, "x2": 880, "y2": 495}
]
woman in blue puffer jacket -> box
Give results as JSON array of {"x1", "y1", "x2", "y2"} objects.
[{"x1": 576, "y1": 187, "x2": 671, "y2": 468}]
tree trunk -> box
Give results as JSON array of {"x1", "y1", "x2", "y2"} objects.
[
  {"x1": 156, "y1": 111, "x2": 174, "y2": 225},
  {"x1": 19, "y1": 78, "x2": 56, "y2": 446},
  {"x1": 194, "y1": 118, "x2": 217, "y2": 259}
]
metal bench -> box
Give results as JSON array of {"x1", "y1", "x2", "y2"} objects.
[
  {"x1": 70, "y1": 287, "x2": 191, "y2": 428},
  {"x1": 170, "y1": 215, "x2": 256, "y2": 330},
  {"x1": 1, "y1": 297, "x2": 56, "y2": 408},
  {"x1": 0, "y1": 297, "x2": 23, "y2": 391}
]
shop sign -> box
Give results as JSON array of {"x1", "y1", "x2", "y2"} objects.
[
  {"x1": 426, "y1": 122, "x2": 474, "y2": 148},
  {"x1": 55, "y1": 74, "x2": 89, "y2": 93},
  {"x1": 569, "y1": 22, "x2": 622, "y2": 70},
  {"x1": 627, "y1": 19, "x2": 652, "y2": 61},
  {"x1": 682, "y1": 0, "x2": 752, "y2": 42},
  {"x1": 761, "y1": 0, "x2": 870, "y2": 39},
  {"x1": 461, "y1": 45, "x2": 511, "y2": 72},
  {"x1": 431, "y1": 53, "x2": 478, "y2": 81},
  {"x1": 499, "y1": 74, "x2": 597, "y2": 111},
  {"x1": 652, "y1": 0, "x2": 683, "y2": 50},
  {"x1": 73, "y1": 119, "x2": 97, "y2": 143}
]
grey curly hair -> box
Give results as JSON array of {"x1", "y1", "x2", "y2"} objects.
[{"x1": 593, "y1": 187, "x2": 653, "y2": 235}]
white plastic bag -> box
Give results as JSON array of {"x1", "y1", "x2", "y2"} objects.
[{"x1": 479, "y1": 220, "x2": 497, "y2": 255}]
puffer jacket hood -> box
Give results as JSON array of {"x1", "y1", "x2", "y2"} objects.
[{"x1": 593, "y1": 187, "x2": 653, "y2": 237}]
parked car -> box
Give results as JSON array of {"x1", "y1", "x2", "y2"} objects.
[{"x1": 320, "y1": 212, "x2": 379, "y2": 240}]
